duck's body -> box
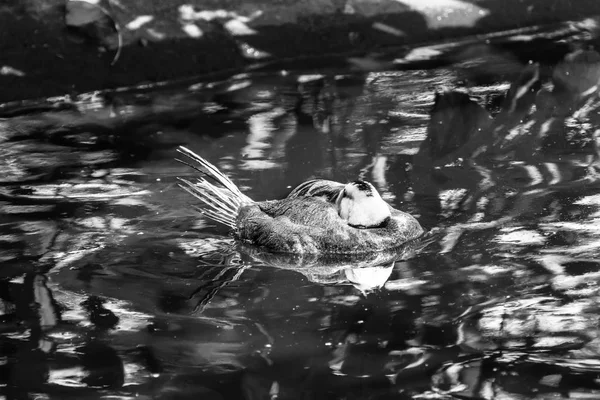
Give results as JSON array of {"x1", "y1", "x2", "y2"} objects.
[{"x1": 177, "y1": 147, "x2": 424, "y2": 254}]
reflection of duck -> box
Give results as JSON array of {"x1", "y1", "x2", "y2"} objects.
[
  {"x1": 238, "y1": 238, "x2": 430, "y2": 291},
  {"x1": 177, "y1": 147, "x2": 424, "y2": 254},
  {"x1": 344, "y1": 264, "x2": 394, "y2": 293}
]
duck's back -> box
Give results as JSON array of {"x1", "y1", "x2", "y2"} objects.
[{"x1": 286, "y1": 179, "x2": 344, "y2": 202}]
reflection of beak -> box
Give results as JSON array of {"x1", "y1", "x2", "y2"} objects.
[{"x1": 344, "y1": 263, "x2": 394, "y2": 293}]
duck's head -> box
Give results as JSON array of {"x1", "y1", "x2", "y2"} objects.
[{"x1": 335, "y1": 180, "x2": 391, "y2": 228}]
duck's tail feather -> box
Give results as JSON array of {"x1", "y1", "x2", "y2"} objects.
[{"x1": 176, "y1": 146, "x2": 253, "y2": 229}]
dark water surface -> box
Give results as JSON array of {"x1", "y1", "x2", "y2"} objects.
[{"x1": 4, "y1": 43, "x2": 600, "y2": 399}]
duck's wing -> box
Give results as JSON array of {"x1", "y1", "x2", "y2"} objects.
[
  {"x1": 286, "y1": 179, "x2": 345, "y2": 203},
  {"x1": 259, "y1": 196, "x2": 342, "y2": 226}
]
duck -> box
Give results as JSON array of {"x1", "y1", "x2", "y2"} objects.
[{"x1": 176, "y1": 146, "x2": 424, "y2": 254}]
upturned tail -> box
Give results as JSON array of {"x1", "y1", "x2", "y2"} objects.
[{"x1": 176, "y1": 146, "x2": 253, "y2": 229}]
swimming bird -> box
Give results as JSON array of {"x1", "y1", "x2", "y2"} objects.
[{"x1": 177, "y1": 146, "x2": 424, "y2": 254}]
